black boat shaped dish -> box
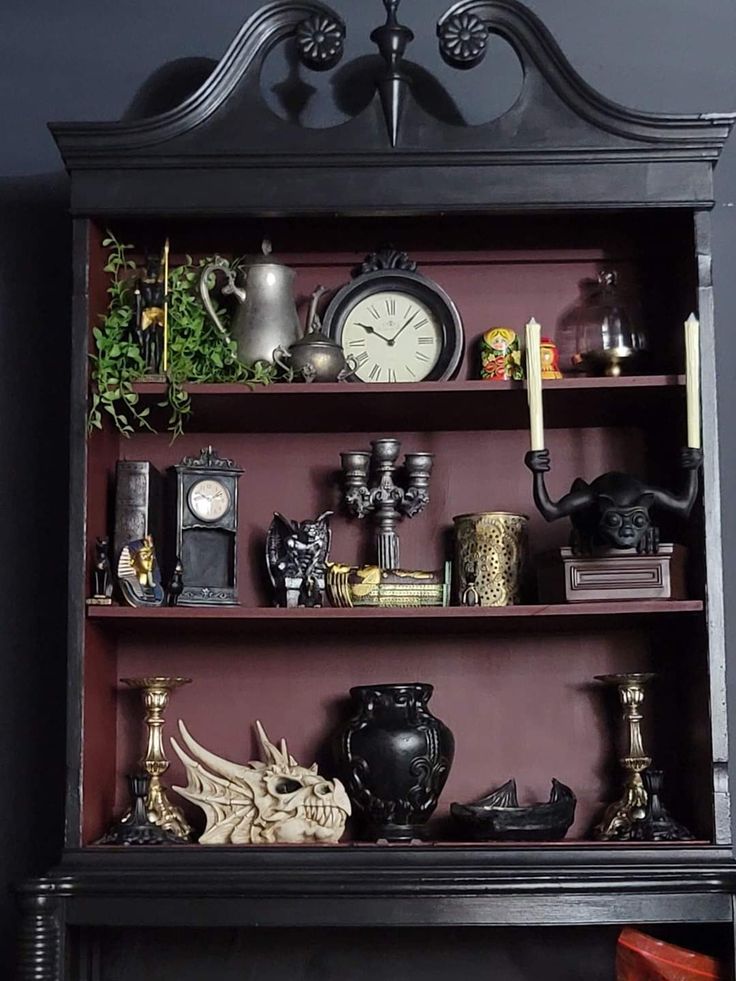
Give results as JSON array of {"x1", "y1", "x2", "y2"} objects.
[{"x1": 451, "y1": 778, "x2": 576, "y2": 841}]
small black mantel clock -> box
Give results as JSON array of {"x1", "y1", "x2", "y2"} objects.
[{"x1": 174, "y1": 446, "x2": 243, "y2": 606}]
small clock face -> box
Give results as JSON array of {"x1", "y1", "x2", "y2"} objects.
[
  {"x1": 188, "y1": 479, "x2": 231, "y2": 523},
  {"x1": 341, "y1": 292, "x2": 442, "y2": 383}
]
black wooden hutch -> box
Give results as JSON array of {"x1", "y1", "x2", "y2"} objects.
[{"x1": 18, "y1": 0, "x2": 736, "y2": 976}]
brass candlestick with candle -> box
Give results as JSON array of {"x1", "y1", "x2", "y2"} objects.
[{"x1": 122, "y1": 676, "x2": 192, "y2": 840}]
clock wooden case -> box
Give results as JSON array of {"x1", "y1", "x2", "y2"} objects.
[
  {"x1": 17, "y1": 0, "x2": 736, "y2": 977},
  {"x1": 174, "y1": 446, "x2": 243, "y2": 606}
]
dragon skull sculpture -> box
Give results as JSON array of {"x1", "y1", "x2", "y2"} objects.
[{"x1": 170, "y1": 720, "x2": 351, "y2": 844}]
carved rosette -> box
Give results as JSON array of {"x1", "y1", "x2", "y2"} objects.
[
  {"x1": 438, "y1": 11, "x2": 489, "y2": 68},
  {"x1": 296, "y1": 13, "x2": 346, "y2": 70}
]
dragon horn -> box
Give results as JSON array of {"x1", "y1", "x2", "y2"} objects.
[
  {"x1": 170, "y1": 732, "x2": 199, "y2": 773},
  {"x1": 176, "y1": 719, "x2": 253, "y2": 783},
  {"x1": 255, "y1": 719, "x2": 286, "y2": 767}
]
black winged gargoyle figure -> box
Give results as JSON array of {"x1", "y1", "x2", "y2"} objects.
[
  {"x1": 266, "y1": 511, "x2": 333, "y2": 607},
  {"x1": 524, "y1": 447, "x2": 702, "y2": 555}
]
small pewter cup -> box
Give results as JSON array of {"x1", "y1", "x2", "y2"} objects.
[{"x1": 371, "y1": 438, "x2": 401, "y2": 468}]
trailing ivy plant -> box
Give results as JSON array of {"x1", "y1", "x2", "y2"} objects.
[
  {"x1": 89, "y1": 232, "x2": 282, "y2": 439},
  {"x1": 88, "y1": 234, "x2": 152, "y2": 435}
]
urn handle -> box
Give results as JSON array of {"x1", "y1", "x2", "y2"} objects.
[
  {"x1": 337, "y1": 355, "x2": 359, "y2": 382},
  {"x1": 272, "y1": 345, "x2": 292, "y2": 374},
  {"x1": 199, "y1": 256, "x2": 245, "y2": 341}
]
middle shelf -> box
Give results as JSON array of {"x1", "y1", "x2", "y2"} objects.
[
  {"x1": 132, "y1": 375, "x2": 686, "y2": 433},
  {"x1": 87, "y1": 600, "x2": 704, "y2": 635}
]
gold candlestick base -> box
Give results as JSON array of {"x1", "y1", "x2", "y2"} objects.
[
  {"x1": 594, "y1": 672, "x2": 655, "y2": 842},
  {"x1": 122, "y1": 676, "x2": 193, "y2": 840}
]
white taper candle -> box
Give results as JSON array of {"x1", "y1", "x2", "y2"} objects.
[
  {"x1": 684, "y1": 313, "x2": 701, "y2": 450},
  {"x1": 525, "y1": 317, "x2": 545, "y2": 451}
]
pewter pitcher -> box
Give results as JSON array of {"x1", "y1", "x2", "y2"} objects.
[{"x1": 199, "y1": 241, "x2": 301, "y2": 366}]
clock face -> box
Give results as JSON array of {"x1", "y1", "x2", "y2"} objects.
[
  {"x1": 341, "y1": 292, "x2": 443, "y2": 383},
  {"x1": 322, "y1": 266, "x2": 464, "y2": 383},
  {"x1": 188, "y1": 479, "x2": 231, "y2": 523}
]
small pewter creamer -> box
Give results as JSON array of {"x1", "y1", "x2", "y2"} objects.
[
  {"x1": 199, "y1": 240, "x2": 301, "y2": 366},
  {"x1": 273, "y1": 286, "x2": 357, "y2": 382}
]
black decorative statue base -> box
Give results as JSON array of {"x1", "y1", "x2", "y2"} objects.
[
  {"x1": 635, "y1": 769, "x2": 694, "y2": 842},
  {"x1": 95, "y1": 774, "x2": 183, "y2": 846},
  {"x1": 335, "y1": 683, "x2": 454, "y2": 842}
]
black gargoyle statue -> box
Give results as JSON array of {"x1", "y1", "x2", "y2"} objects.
[
  {"x1": 524, "y1": 447, "x2": 703, "y2": 555},
  {"x1": 266, "y1": 511, "x2": 333, "y2": 608}
]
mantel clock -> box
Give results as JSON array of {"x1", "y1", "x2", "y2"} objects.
[{"x1": 174, "y1": 446, "x2": 243, "y2": 606}]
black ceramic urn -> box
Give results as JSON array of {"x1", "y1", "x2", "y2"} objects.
[{"x1": 335, "y1": 683, "x2": 455, "y2": 841}]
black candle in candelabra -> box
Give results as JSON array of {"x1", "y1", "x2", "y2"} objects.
[{"x1": 340, "y1": 438, "x2": 433, "y2": 569}]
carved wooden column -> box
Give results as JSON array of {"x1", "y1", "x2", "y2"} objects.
[{"x1": 17, "y1": 883, "x2": 64, "y2": 981}]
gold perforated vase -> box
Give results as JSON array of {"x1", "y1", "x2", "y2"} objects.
[{"x1": 453, "y1": 512, "x2": 529, "y2": 607}]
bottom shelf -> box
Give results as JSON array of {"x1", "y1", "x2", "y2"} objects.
[{"x1": 24, "y1": 844, "x2": 736, "y2": 929}]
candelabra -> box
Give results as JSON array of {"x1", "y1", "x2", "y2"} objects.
[
  {"x1": 594, "y1": 672, "x2": 654, "y2": 841},
  {"x1": 341, "y1": 438, "x2": 433, "y2": 569}
]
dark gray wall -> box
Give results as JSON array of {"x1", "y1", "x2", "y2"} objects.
[{"x1": 1, "y1": 0, "x2": 735, "y2": 974}]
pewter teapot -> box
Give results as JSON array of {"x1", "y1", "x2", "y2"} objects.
[
  {"x1": 199, "y1": 240, "x2": 301, "y2": 366},
  {"x1": 273, "y1": 287, "x2": 357, "y2": 383}
]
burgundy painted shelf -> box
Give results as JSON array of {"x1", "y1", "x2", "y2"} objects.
[
  {"x1": 131, "y1": 375, "x2": 686, "y2": 433},
  {"x1": 87, "y1": 599, "x2": 703, "y2": 633}
]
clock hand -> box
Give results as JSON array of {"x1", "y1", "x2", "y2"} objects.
[
  {"x1": 386, "y1": 309, "x2": 420, "y2": 346},
  {"x1": 355, "y1": 322, "x2": 393, "y2": 343}
]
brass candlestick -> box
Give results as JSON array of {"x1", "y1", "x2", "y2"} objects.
[
  {"x1": 594, "y1": 672, "x2": 654, "y2": 841},
  {"x1": 122, "y1": 676, "x2": 192, "y2": 840}
]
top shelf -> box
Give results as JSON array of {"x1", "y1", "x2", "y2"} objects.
[{"x1": 133, "y1": 375, "x2": 685, "y2": 434}]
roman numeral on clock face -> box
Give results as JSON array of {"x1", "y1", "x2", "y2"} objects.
[
  {"x1": 349, "y1": 338, "x2": 366, "y2": 347},
  {"x1": 417, "y1": 336, "x2": 433, "y2": 345},
  {"x1": 369, "y1": 305, "x2": 381, "y2": 320},
  {"x1": 369, "y1": 363, "x2": 381, "y2": 381},
  {"x1": 416, "y1": 352, "x2": 430, "y2": 362},
  {"x1": 386, "y1": 298, "x2": 396, "y2": 316},
  {"x1": 353, "y1": 351, "x2": 369, "y2": 367}
]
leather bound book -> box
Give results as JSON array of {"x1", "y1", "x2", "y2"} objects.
[{"x1": 113, "y1": 461, "x2": 164, "y2": 567}]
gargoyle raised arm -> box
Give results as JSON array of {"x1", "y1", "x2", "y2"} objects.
[{"x1": 524, "y1": 449, "x2": 595, "y2": 522}]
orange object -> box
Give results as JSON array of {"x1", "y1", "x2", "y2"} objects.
[
  {"x1": 540, "y1": 336, "x2": 562, "y2": 379},
  {"x1": 617, "y1": 927, "x2": 726, "y2": 980}
]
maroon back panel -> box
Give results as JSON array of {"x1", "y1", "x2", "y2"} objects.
[{"x1": 115, "y1": 629, "x2": 652, "y2": 840}]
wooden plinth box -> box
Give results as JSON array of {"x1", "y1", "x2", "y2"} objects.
[{"x1": 540, "y1": 545, "x2": 686, "y2": 603}]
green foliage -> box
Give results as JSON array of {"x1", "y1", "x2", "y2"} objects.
[
  {"x1": 88, "y1": 234, "x2": 151, "y2": 436},
  {"x1": 89, "y1": 232, "x2": 282, "y2": 438}
]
